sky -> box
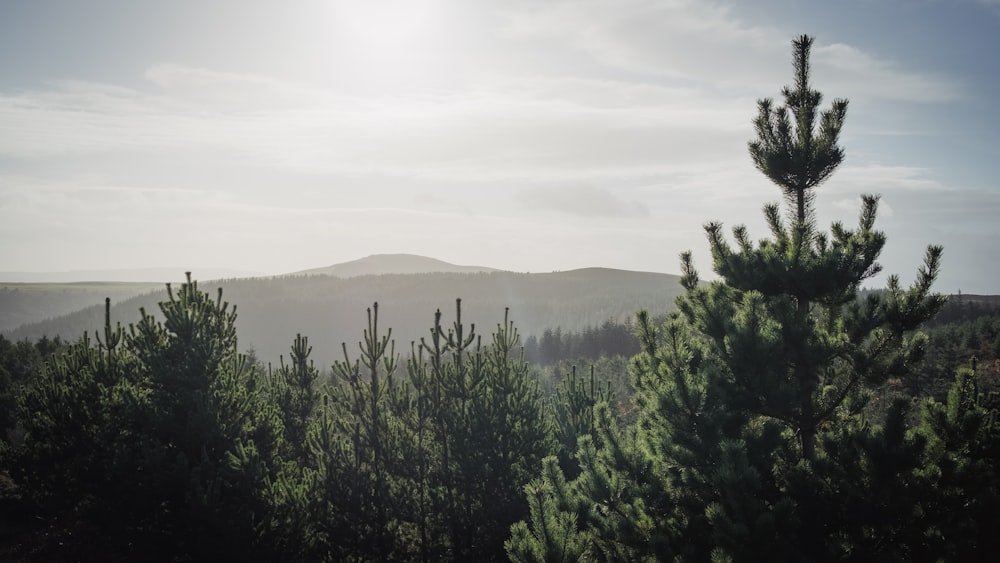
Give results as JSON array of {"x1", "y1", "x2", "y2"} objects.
[{"x1": 1, "y1": 0, "x2": 998, "y2": 293}]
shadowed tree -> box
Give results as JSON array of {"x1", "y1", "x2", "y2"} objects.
[
  {"x1": 12, "y1": 277, "x2": 284, "y2": 561},
  {"x1": 509, "y1": 35, "x2": 946, "y2": 562}
]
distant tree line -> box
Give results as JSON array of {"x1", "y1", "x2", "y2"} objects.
[
  {"x1": 914, "y1": 298, "x2": 1000, "y2": 401},
  {"x1": 522, "y1": 318, "x2": 641, "y2": 366}
]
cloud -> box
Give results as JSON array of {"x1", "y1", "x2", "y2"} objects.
[
  {"x1": 830, "y1": 165, "x2": 953, "y2": 194},
  {"x1": 499, "y1": 0, "x2": 961, "y2": 103},
  {"x1": 812, "y1": 44, "x2": 960, "y2": 103},
  {"x1": 500, "y1": 0, "x2": 785, "y2": 83},
  {"x1": 0, "y1": 66, "x2": 756, "y2": 184},
  {"x1": 518, "y1": 184, "x2": 650, "y2": 218},
  {"x1": 143, "y1": 63, "x2": 329, "y2": 110}
]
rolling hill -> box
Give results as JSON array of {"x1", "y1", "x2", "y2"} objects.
[
  {"x1": 5, "y1": 266, "x2": 687, "y2": 367},
  {"x1": 0, "y1": 282, "x2": 163, "y2": 333},
  {"x1": 0, "y1": 254, "x2": 492, "y2": 333},
  {"x1": 288, "y1": 254, "x2": 499, "y2": 277}
]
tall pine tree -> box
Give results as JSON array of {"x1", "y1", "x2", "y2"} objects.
[{"x1": 509, "y1": 35, "x2": 946, "y2": 561}]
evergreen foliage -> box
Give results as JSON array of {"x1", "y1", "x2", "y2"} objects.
[
  {"x1": 524, "y1": 318, "x2": 641, "y2": 366},
  {"x1": 269, "y1": 333, "x2": 319, "y2": 460},
  {"x1": 504, "y1": 35, "x2": 997, "y2": 562},
  {"x1": 551, "y1": 365, "x2": 613, "y2": 477},
  {"x1": 919, "y1": 365, "x2": 1000, "y2": 560},
  {"x1": 264, "y1": 300, "x2": 556, "y2": 561},
  {"x1": 9, "y1": 278, "x2": 282, "y2": 561}
]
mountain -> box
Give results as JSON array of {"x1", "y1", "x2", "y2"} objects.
[
  {"x1": 0, "y1": 255, "x2": 494, "y2": 333},
  {"x1": 286, "y1": 254, "x2": 499, "y2": 277},
  {"x1": 6, "y1": 268, "x2": 686, "y2": 367}
]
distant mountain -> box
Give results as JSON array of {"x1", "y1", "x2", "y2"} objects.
[
  {"x1": 287, "y1": 254, "x2": 499, "y2": 278},
  {"x1": 0, "y1": 282, "x2": 163, "y2": 333},
  {"x1": 1, "y1": 255, "x2": 491, "y2": 332},
  {"x1": 7, "y1": 268, "x2": 686, "y2": 367}
]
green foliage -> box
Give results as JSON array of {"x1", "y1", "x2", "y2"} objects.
[
  {"x1": 919, "y1": 367, "x2": 1000, "y2": 560},
  {"x1": 395, "y1": 302, "x2": 556, "y2": 560},
  {"x1": 507, "y1": 457, "x2": 589, "y2": 563},
  {"x1": 551, "y1": 365, "x2": 613, "y2": 476},
  {"x1": 9, "y1": 278, "x2": 282, "y2": 561},
  {"x1": 509, "y1": 34, "x2": 960, "y2": 562},
  {"x1": 268, "y1": 333, "x2": 319, "y2": 460},
  {"x1": 525, "y1": 318, "x2": 641, "y2": 366},
  {"x1": 0, "y1": 335, "x2": 65, "y2": 447},
  {"x1": 263, "y1": 300, "x2": 556, "y2": 562}
]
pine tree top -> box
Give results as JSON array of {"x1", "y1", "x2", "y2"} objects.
[{"x1": 748, "y1": 35, "x2": 849, "y2": 224}]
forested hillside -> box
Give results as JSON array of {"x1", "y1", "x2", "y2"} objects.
[
  {"x1": 6, "y1": 268, "x2": 685, "y2": 367},
  {"x1": 0, "y1": 283, "x2": 161, "y2": 332}
]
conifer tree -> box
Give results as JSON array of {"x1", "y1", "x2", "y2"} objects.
[
  {"x1": 919, "y1": 365, "x2": 1000, "y2": 560},
  {"x1": 13, "y1": 277, "x2": 283, "y2": 561},
  {"x1": 283, "y1": 300, "x2": 554, "y2": 562},
  {"x1": 409, "y1": 300, "x2": 555, "y2": 561},
  {"x1": 301, "y1": 303, "x2": 401, "y2": 561},
  {"x1": 270, "y1": 333, "x2": 320, "y2": 460},
  {"x1": 12, "y1": 299, "x2": 148, "y2": 558},
  {"x1": 510, "y1": 35, "x2": 946, "y2": 561},
  {"x1": 551, "y1": 365, "x2": 613, "y2": 477}
]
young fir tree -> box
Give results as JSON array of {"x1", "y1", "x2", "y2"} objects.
[
  {"x1": 12, "y1": 299, "x2": 149, "y2": 560},
  {"x1": 278, "y1": 300, "x2": 554, "y2": 562},
  {"x1": 294, "y1": 303, "x2": 402, "y2": 561},
  {"x1": 13, "y1": 278, "x2": 283, "y2": 561},
  {"x1": 551, "y1": 365, "x2": 613, "y2": 477},
  {"x1": 919, "y1": 365, "x2": 1000, "y2": 561},
  {"x1": 269, "y1": 333, "x2": 320, "y2": 461},
  {"x1": 406, "y1": 300, "x2": 555, "y2": 561},
  {"x1": 508, "y1": 35, "x2": 946, "y2": 562}
]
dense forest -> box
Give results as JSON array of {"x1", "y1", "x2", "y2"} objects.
[{"x1": 2, "y1": 36, "x2": 999, "y2": 561}]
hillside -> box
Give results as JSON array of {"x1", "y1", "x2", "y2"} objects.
[
  {"x1": 0, "y1": 255, "x2": 491, "y2": 332},
  {"x1": 6, "y1": 268, "x2": 686, "y2": 367},
  {"x1": 0, "y1": 282, "x2": 162, "y2": 333}
]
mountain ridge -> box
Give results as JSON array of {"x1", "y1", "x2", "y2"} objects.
[
  {"x1": 286, "y1": 253, "x2": 500, "y2": 278},
  {"x1": 5, "y1": 267, "x2": 688, "y2": 367}
]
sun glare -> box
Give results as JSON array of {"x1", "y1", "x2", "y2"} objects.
[{"x1": 326, "y1": 0, "x2": 443, "y2": 87}]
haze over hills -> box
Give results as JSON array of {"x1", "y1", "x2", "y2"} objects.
[
  {"x1": 0, "y1": 255, "x2": 495, "y2": 332},
  {"x1": 5, "y1": 261, "x2": 688, "y2": 367},
  {"x1": 0, "y1": 267, "x2": 267, "y2": 283},
  {"x1": 5, "y1": 253, "x2": 999, "y2": 368},
  {"x1": 0, "y1": 282, "x2": 164, "y2": 333},
  {"x1": 288, "y1": 254, "x2": 499, "y2": 277}
]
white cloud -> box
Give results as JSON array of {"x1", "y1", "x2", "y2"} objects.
[
  {"x1": 499, "y1": 0, "x2": 961, "y2": 103},
  {"x1": 500, "y1": 0, "x2": 786, "y2": 83},
  {"x1": 812, "y1": 43, "x2": 960, "y2": 103},
  {"x1": 831, "y1": 165, "x2": 953, "y2": 194},
  {"x1": 0, "y1": 66, "x2": 756, "y2": 184}
]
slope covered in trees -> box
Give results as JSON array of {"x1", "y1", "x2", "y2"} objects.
[
  {"x1": 0, "y1": 282, "x2": 161, "y2": 332},
  {"x1": 6, "y1": 268, "x2": 685, "y2": 367}
]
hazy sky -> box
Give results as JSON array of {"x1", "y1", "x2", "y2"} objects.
[{"x1": 1, "y1": 0, "x2": 998, "y2": 292}]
